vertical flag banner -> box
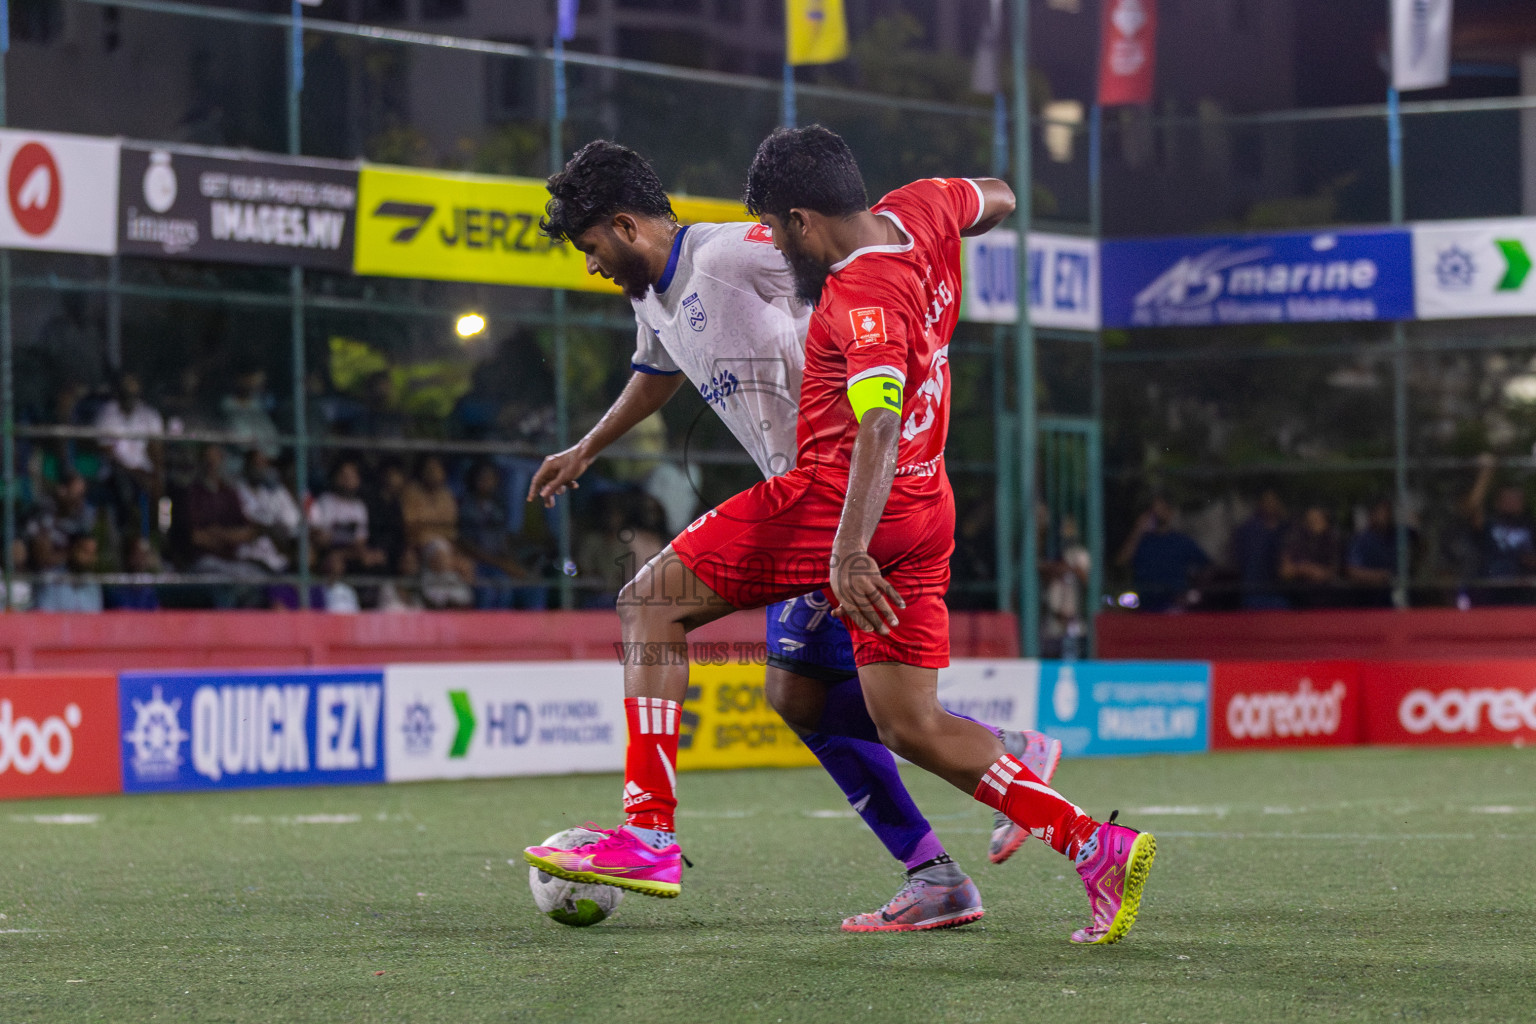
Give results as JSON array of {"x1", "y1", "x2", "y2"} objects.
[
  {"x1": 787, "y1": 0, "x2": 848, "y2": 66},
  {"x1": 1098, "y1": 0, "x2": 1157, "y2": 106},
  {"x1": 1392, "y1": 0, "x2": 1453, "y2": 92},
  {"x1": 557, "y1": 0, "x2": 579, "y2": 41},
  {"x1": 971, "y1": 0, "x2": 1004, "y2": 95}
]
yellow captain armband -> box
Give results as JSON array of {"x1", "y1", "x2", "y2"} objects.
[{"x1": 848, "y1": 374, "x2": 903, "y2": 422}]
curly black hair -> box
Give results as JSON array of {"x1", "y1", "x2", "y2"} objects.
[
  {"x1": 540, "y1": 140, "x2": 675, "y2": 242},
  {"x1": 743, "y1": 125, "x2": 867, "y2": 222}
]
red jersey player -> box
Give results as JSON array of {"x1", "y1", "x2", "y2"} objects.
[{"x1": 526, "y1": 126, "x2": 1158, "y2": 945}]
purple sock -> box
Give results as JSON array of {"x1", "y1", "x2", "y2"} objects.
[
  {"x1": 816, "y1": 676, "x2": 1003, "y2": 742},
  {"x1": 799, "y1": 730, "x2": 942, "y2": 867}
]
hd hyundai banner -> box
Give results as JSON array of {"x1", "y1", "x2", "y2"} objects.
[
  {"x1": 0, "y1": 128, "x2": 119, "y2": 255},
  {"x1": 119, "y1": 668, "x2": 385, "y2": 792},
  {"x1": 1101, "y1": 228, "x2": 1414, "y2": 328},
  {"x1": 118, "y1": 145, "x2": 357, "y2": 270}
]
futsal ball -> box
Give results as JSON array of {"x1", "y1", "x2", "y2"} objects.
[{"x1": 527, "y1": 828, "x2": 625, "y2": 927}]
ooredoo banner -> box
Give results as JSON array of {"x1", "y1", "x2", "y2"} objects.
[
  {"x1": 385, "y1": 661, "x2": 625, "y2": 781},
  {"x1": 1211, "y1": 661, "x2": 1360, "y2": 749},
  {"x1": 119, "y1": 668, "x2": 385, "y2": 792},
  {"x1": 0, "y1": 673, "x2": 122, "y2": 799},
  {"x1": 0, "y1": 129, "x2": 118, "y2": 255},
  {"x1": 1362, "y1": 660, "x2": 1536, "y2": 746}
]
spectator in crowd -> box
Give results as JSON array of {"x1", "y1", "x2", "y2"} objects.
[
  {"x1": 309, "y1": 459, "x2": 386, "y2": 573},
  {"x1": 1229, "y1": 488, "x2": 1290, "y2": 609},
  {"x1": 401, "y1": 454, "x2": 459, "y2": 552},
  {"x1": 105, "y1": 536, "x2": 162, "y2": 611},
  {"x1": 1116, "y1": 496, "x2": 1211, "y2": 613},
  {"x1": 220, "y1": 367, "x2": 280, "y2": 460},
  {"x1": 39, "y1": 380, "x2": 99, "y2": 485},
  {"x1": 1280, "y1": 504, "x2": 1344, "y2": 608},
  {"x1": 321, "y1": 549, "x2": 361, "y2": 613},
  {"x1": 364, "y1": 460, "x2": 409, "y2": 571},
  {"x1": 36, "y1": 534, "x2": 103, "y2": 613},
  {"x1": 377, "y1": 546, "x2": 425, "y2": 612},
  {"x1": 1462, "y1": 454, "x2": 1536, "y2": 604},
  {"x1": 1346, "y1": 499, "x2": 1401, "y2": 607},
  {"x1": 26, "y1": 471, "x2": 97, "y2": 554},
  {"x1": 235, "y1": 448, "x2": 302, "y2": 573},
  {"x1": 7, "y1": 539, "x2": 32, "y2": 611},
  {"x1": 158, "y1": 366, "x2": 216, "y2": 492},
  {"x1": 419, "y1": 537, "x2": 473, "y2": 609},
  {"x1": 353, "y1": 370, "x2": 408, "y2": 440},
  {"x1": 94, "y1": 370, "x2": 165, "y2": 539},
  {"x1": 169, "y1": 444, "x2": 264, "y2": 584},
  {"x1": 1044, "y1": 513, "x2": 1091, "y2": 655},
  {"x1": 458, "y1": 461, "x2": 522, "y2": 609}
]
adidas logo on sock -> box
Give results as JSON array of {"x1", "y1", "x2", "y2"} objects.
[{"x1": 623, "y1": 780, "x2": 653, "y2": 808}]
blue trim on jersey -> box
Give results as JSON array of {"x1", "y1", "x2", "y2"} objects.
[
  {"x1": 631, "y1": 362, "x2": 682, "y2": 376},
  {"x1": 655, "y1": 225, "x2": 689, "y2": 294},
  {"x1": 765, "y1": 596, "x2": 858, "y2": 677}
]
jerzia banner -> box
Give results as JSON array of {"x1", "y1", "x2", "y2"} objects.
[{"x1": 118, "y1": 145, "x2": 358, "y2": 270}]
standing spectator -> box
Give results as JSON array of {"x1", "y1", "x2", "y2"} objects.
[
  {"x1": 36, "y1": 534, "x2": 104, "y2": 613},
  {"x1": 1280, "y1": 505, "x2": 1344, "y2": 608},
  {"x1": 159, "y1": 366, "x2": 216, "y2": 492},
  {"x1": 309, "y1": 459, "x2": 386, "y2": 572},
  {"x1": 401, "y1": 454, "x2": 459, "y2": 552},
  {"x1": 235, "y1": 449, "x2": 302, "y2": 573},
  {"x1": 105, "y1": 536, "x2": 162, "y2": 611},
  {"x1": 1346, "y1": 499, "x2": 1402, "y2": 607},
  {"x1": 1462, "y1": 454, "x2": 1536, "y2": 604},
  {"x1": 458, "y1": 461, "x2": 521, "y2": 609},
  {"x1": 1044, "y1": 514, "x2": 1092, "y2": 654},
  {"x1": 364, "y1": 460, "x2": 409, "y2": 571},
  {"x1": 169, "y1": 444, "x2": 265, "y2": 586},
  {"x1": 94, "y1": 370, "x2": 165, "y2": 539},
  {"x1": 220, "y1": 367, "x2": 280, "y2": 460},
  {"x1": 1229, "y1": 488, "x2": 1290, "y2": 610},
  {"x1": 1116, "y1": 496, "x2": 1211, "y2": 613}
]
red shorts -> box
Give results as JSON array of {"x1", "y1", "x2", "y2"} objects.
[{"x1": 671, "y1": 468, "x2": 954, "y2": 669}]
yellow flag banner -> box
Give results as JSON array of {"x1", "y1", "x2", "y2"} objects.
[
  {"x1": 675, "y1": 661, "x2": 819, "y2": 772},
  {"x1": 787, "y1": 0, "x2": 849, "y2": 66},
  {"x1": 353, "y1": 164, "x2": 752, "y2": 292}
]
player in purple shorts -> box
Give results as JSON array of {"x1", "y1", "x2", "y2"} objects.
[{"x1": 529, "y1": 140, "x2": 1062, "y2": 930}]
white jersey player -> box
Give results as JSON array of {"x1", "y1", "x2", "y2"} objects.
[{"x1": 528, "y1": 140, "x2": 1057, "y2": 933}]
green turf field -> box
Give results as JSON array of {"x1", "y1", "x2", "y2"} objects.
[{"x1": 1, "y1": 746, "x2": 1532, "y2": 1024}]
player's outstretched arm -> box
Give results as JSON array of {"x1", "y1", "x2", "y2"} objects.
[
  {"x1": 528, "y1": 370, "x2": 683, "y2": 507},
  {"x1": 829, "y1": 406, "x2": 907, "y2": 635},
  {"x1": 962, "y1": 178, "x2": 1017, "y2": 237}
]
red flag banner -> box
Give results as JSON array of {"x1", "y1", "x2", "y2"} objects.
[{"x1": 1098, "y1": 0, "x2": 1157, "y2": 106}]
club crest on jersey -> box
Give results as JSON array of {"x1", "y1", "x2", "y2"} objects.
[
  {"x1": 683, "y1": 292, "x2": 707, "y2": 332},
  {"x1": 849, "y1": 306, "x2": 889, "y2": 348},
  {"x1": 744, "y1": 223, "x2": 775, "y2": 244}
]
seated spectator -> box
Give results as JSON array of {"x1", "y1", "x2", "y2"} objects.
[
  {"x1": 1280, "y1": 505, "x2": 1344, "y2": 608},
  {"x1": 1044, "y1": 513, "x2": 1091, "y2": 654},
  {"x1": 7, "y1": 539, "x2": 32, "y2": 611},
  {"x1": 26, "y1": 471, "x2": 97, "y2": 554},
  {"x1": 309, "y1": 460, "x2": 387, "y2": 572},
  {"x1": 364, "y1": 460, "x2": 409, "y2": 570},
  {"x1": 169, "y1": 445, "x2": 265, "y2": 582},
  {"x1": 1346, "y1": 499, "x2": 1401, "y2": 607},
  {"x1": 419, "y1": 537, "x2": 473, "y2": 609},
  {"x1": 105, "y1": 536, "x2": 162, "y2": 611},
  {"x1": 1116, "y1": 497, "x2": 1210, "y2": 613},
  {"x1": 321, "y1": 549, "x2": 361, "y2": 613},
  {"x1": 376, "y1": 546, "x2": 425, "y2": 612},
  {"x1": 401, "y1": 455, "x2": 459, "y2": 551},
  {"x1": 352, "y1": 370, "x2": 408, "y2": 440},
  {"x1": 575, "y1": 493, "x2": 639, "y2": 608},
  {"x1": 1229, "y1": 488, "x2": 1289, "y2": 610},
  {"x1": 458, "y1": 461, "x2": 544, "y2": 609},
  {"x1": 93, "y1": 370, "x2": 165, "y2": 539},
  {"x1": 36, "y1": 533, "x2": 103, "y2": 613},
  {"x1": 235, "y1": 449, "x2": 302, "y2": 573},
  {"x1": 1462, "y1": 454, "x2": 1536, "y2": 605},
  {"x1": 220, "y1": 368, "x2": 280, "y2": 460}
]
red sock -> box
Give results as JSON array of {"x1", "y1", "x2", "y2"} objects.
[
  {"x1": 973, "y1": 754, "x2": 1099, "y2": 859},
  {"x1": 622, "y1": 697, "x2": 681, "y2": 832}
]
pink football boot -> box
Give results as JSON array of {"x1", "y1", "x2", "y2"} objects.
[
  {"x1": 1069, "y1": 811, "x2": 1156, "y2": 945},
  {"x1": 524, "y1": 825, "x2": 682, "y2": 898}
]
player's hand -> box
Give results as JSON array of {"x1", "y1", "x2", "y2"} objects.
[
  {"x1": 829, "y1": 547, "x2": 906, "y2": 636},
  {"x1": 528, "y1": 445, "x2": 592, "y2": 507}
]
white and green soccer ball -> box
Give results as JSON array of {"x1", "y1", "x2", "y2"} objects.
[{"x1": 528, "y1": 828, "x2": 625, "y2": 927}]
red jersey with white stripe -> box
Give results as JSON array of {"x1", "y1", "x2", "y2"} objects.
[{"x1": 796, "y1": 177, "x2": 983, "y2": 512}]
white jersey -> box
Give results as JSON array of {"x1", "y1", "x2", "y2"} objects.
[{"x1": 630, "y1": 222, "x2": 809, "y2": 479}]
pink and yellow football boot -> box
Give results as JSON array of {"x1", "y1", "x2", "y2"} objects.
[
  {"x1": 1069, "y1": 811, "x2": 1156, "y2": 945},
  {"x1": 524, "y1": 825, "x2": 682, "y2": 899},
  {"x1": 988, "y1": 729, "x2": 1065, "y2": 864}
]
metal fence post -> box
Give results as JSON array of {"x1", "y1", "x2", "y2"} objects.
[
  {"x1": 1388, "y1": 84, "x2": 1410, "y2": 609},
  {"x1": 1012, "y1": 0, "x2": 1039, "y2": 656},
  {"x1": 289, "y1": 0, "x2": 312, "y2": 608},
  {"x1": 1, "y1": 4, "x2": 12, "y2": 613},
  {"x1": 551, "y1": 31, "x2": 575, "y2": 610}
]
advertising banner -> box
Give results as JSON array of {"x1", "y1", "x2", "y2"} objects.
[
  {"x1": 1361, "y1": 660, "x2": 1536, "y2": 746},
  {"x1": 119, "y1": 668, "x2": 385, "y2": 793},
  {"x1": 0, "y1": 129, "x2": 118, "y2": 255},
  {"x1": 1413, "y1": 219, "x2": 1536, "y2": 320},
  {"x1": 0, "y1": 673, "x2": 122, "y2": 799},
  {"x1": 1037, "y1": 661, "x2": 1210, "y2": 757},
  {"x1": 385, "y1": 662, "x2": 625, "y2": 781},
  {"x1": 354, "y1": 165, "x2": 750, "y2": 292},
  {"x1": 937, "y1": 659, "x2": 1040, "y2": 733},
  {"x1": 677, "y1": 661, "x2": 818, "y2": 772},
  {"x1": 118, "y1": 145, "x2": 357, "y2": 270},
  {"x1": 1210, "y1": 661, "x2": 1360, "y2": 749},
  {"x1": 961, "y1": 230, "x2": 1100, "y2": 330},
  {"x1": 1101, "y1": 228, "x2": 1414, "y2": 328}
]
